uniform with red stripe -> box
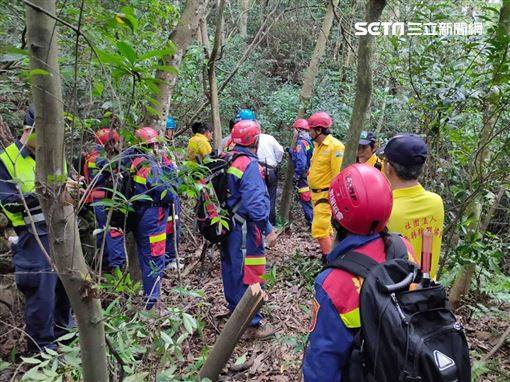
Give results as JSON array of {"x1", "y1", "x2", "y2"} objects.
[
  {"x1": 161, "y1": 153, "x2": 181, "y2": 267},
  {"x1": 221, "y1": 121, "x2": 272, "y2": 327},
  {"x1": 129, "y1": 127, "x2": 177, "y2": 307},
  {"x1": 304, "y1": 234, "x2": 415, "y2": 381},
  {"x1": 290, "y1": 119, "x2": 314, "y2": 226},
  {"x1": 83, "y1": 129, "x2": 126, "y2": 269},
  {"x1": 303, "y1": 164, "x2": 413, "y2": 381}
]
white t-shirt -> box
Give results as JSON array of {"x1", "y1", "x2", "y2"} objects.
[{"x1": 257, "y1": 133, "x2": 284, "y2": 167}]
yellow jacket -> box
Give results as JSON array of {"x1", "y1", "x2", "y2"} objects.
[
  {"x1": 308, "y1": 134, "x2": 345, "y2": 190},
  {"x1": 188, "y1": 133, "x2": 212, "y2": 162},
  {"x1": 386, "y1": 184, "x2": 444, "y2": 279},
  {"x1": 365, "y1": 153, "x2": 384, "y2": 171}
]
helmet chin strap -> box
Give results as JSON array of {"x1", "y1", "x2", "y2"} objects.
[{"x1": 312, "y1": 128, "x2": 323, "y2": 141}]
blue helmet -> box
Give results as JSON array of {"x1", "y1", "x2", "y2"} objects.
[
  {"x1": 166, "y1": 116, "x2": 176, "y2": 130},
  {"x1": 235, "y1": 108, "x2": 256, "y2": 122}
]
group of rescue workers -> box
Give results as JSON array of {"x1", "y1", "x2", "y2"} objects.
[{"x1": 0, "y1": 106, "x2": 445, "y2": 381}]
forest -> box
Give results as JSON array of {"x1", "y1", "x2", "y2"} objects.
[{"x1": 0, "y1": 0, "x2": 509, "y2": 381}]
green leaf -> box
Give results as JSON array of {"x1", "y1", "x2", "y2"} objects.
[
  {"x1": 96, "y1": 49, "x2": 124, "y2": 66},
  {"x1": 182, "y1": 313, "x2": 196, "y2": 334},
  {"x1": 220, "y1": 219, "x2": 230, "y2": 229},
  {"x1": 146, "y1": 105, "x2": 159, "y2": 115},
  {"x1": 122, "y1": 14, "x2": 138, "y2": 32},
  {"x1": 21, "y1": 368, "x2": 48, "y2": 381},
  {"x1": 156, "y1": 65, "x2": 179, "y2": 75},
  {"x1": 21, "y1": 357, "x2": 42, "y2": 365},
  {"x1": 130, "y1": 194, "x2": 153, "y2": 203},
  {"x1": 45, "y1": 347, "x2": 58, "y2": 356},
  {"x1": 3, "y1": 46, "x2": 29, "y2": 56},
  {"x1": 160, "y1": 331, "x2": 173, "y2": 348},
  {"x1": 147, "y1": 97, "x2": 160, "y2": 107},
  {"x1": 117, "y1": 41, "x2": 137, "y2": 64},
  {"x1": 0, "y1": 360, "x2": 10, "y2": 372},
  {"x1": 93, "y1": 81, "x2": 104, "y2": 97},
  {"x1": 29, "y1": 68, "x2": 50, "y2": 76},
  {"x1": 234, "y1": 352, "x2": 247, "y2": 366},
  {"x1": 124, "y1": 372, "x2": 149, "y2": 382},
  {"x1": 146, "y1": 81, "x2": 161, "y2": 95},
  {"x1": 139, "y1": 48, "x2": 173, "y2": 61}
]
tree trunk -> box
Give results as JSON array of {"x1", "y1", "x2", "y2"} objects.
[
  {"x1": 375, "y1": 78, "x2": 389, "y2": 134},
  {"x1": 341, "y1": 0, "x2": 357, "y2": 81},
  {"x1": 448, "y1": 201, "x2": 481, "y2": 309},
  {"x1": 126, "y1": 232, "x2": 142, "y2": 282},
  {"x1": 0, "y1": 115, "x2": 14, "y2": 148},
  {"x1": 341, "y1": 0, "x2": 386, "y2": 170},
  {"x1": 199, "y1": 283, "x2": 265, "y2": 381},
  {"x1": 332, "y1": 26, "x2": 342, "y2": 63},
  {"x1": 240, "y1": 0, "x2": 249, "y2": 38},
  {"x1": 145, "y1": 0, "x2": 205, "y2": 131},
  {"x1": 279, "y1": 0, "x2": 340, "y2": 223},
  {"x1": 175, "y1": 4, "x2": 283, "y2": 138},
  {"x1": 26, "y1": 1, "x2": 108, "y2": 381},
  {"x1": 449, "y1": 0, "x2": 510, "y2": 308},
  {"x1": 208, "y1": 0, "x2": 226, "y2": 150}
]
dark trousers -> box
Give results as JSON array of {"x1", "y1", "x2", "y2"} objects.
[
  {"x1": 265, "y1": 167, "x2": 278, "y2": 225},
  {"x1": 12, "y1": 230, "x2": 72, "y2": 352},
  {"x1": 93, "y1": 203, "x2": 126, "y2": 269},
  {"x1": 295, "y1": 177, "x2": 313, "y2": 226},
  {"x1": 165, "y1": 199, "x2": 181, "y2": 265},
  {"x1": 133, "y1": 205, "x2": 168, "y2": 308},
  {"x1": 220, "y1": 221, "x2": 263, "y2": 326}
]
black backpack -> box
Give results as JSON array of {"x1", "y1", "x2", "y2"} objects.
[
  {"x1": 326, "y1": 233, "x2": 471, "y2": 382},
  {"x1": 196, "y1": 153, "x2": 247, "y2": 243}
]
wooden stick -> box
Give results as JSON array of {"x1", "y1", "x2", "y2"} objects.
[
  {"x1": 171, "y1": 203, "x2": 182, "y2": 286},
  {"x1": 199, "y1": 283, "x2": 266, "y2": 381},
  {"x1": 482, "y1": 313, "x2": 510, "y2": 362}
]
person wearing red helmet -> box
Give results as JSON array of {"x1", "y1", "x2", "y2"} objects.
[
  {"x1": 306, "y1": 112, "x2": 345, "y2": 261},
  {"x1": 221, "y1": 119, "x2": 277, "y2": 339},
  {"x1": 83, "y1": 128, "x2": 126, "y2": 270},
  {"x1": 288, "y1": 118, "x2": 313, "y2": 226},
  {"x1": 127, "y1": 127, "x2": 178, "y2": 308},
  {"x1": 302, "y1": 164, "x2": 416, "y2": 381}
]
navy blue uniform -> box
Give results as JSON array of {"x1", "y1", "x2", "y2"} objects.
[
  {"x1": 221, "y1": 146, "x2": 272, "y2": 326},
  {"x1": 290, "y1": 133, "x2": 313, "y2": 225},
  {"x1": 0, "y1": 141, "x2": 71, "y2": 353},
  {"x1": 128, "y1": 151, "x2": 177, "y2": 307}
]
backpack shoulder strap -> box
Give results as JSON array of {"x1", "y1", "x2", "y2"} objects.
[
  {"x1": 382, "y1": 232, "x2": 409, "y2": 260},
  {"x1": 325, "y1": 251, "x2": 379, "y2": 278},
  {"x1": 228, "y1": 153, "x2": 253, "y2": 175}
]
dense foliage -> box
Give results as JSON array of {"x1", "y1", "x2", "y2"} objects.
[{"x1": 0, "y1": 0, "x2": 508, "y2": 380}]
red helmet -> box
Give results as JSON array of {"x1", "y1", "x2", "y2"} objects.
[
  {"x1": 293, "y1": 118, "x2": 309, "y2": 130},
  {"x1": 135, "y1": 127, "x2": 159, "y2": 144},
  {"x1": 94, "y1": 128, "x2": 120, "y2": 145},
  {"x1": 231, "y1": 120, "x2": 261, "y2": 147},
  {"x1": 308, "y1": 112, "x2": 333, "y2": 129},
  {"x1": 329, "y1": 164, "x2": 393, "y2": 235}
]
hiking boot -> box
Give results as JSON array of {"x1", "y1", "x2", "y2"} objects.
[
  {"x1": 166, "y1": 259, "x2": 184, "y2": 271},
  {"x1": 244, "y1": 323, "x2": 276, "y2": 340}
]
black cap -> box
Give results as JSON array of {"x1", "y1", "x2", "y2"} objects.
[
  {"x1": 383, "y1": 134, "x2": 427, "y2": 167},
  {"x1": 359, "y1": 131, "x2": 376, "y2": 145},
  {"x1": 24, "y1": 106, "x2": 35, "y2": 127}
]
